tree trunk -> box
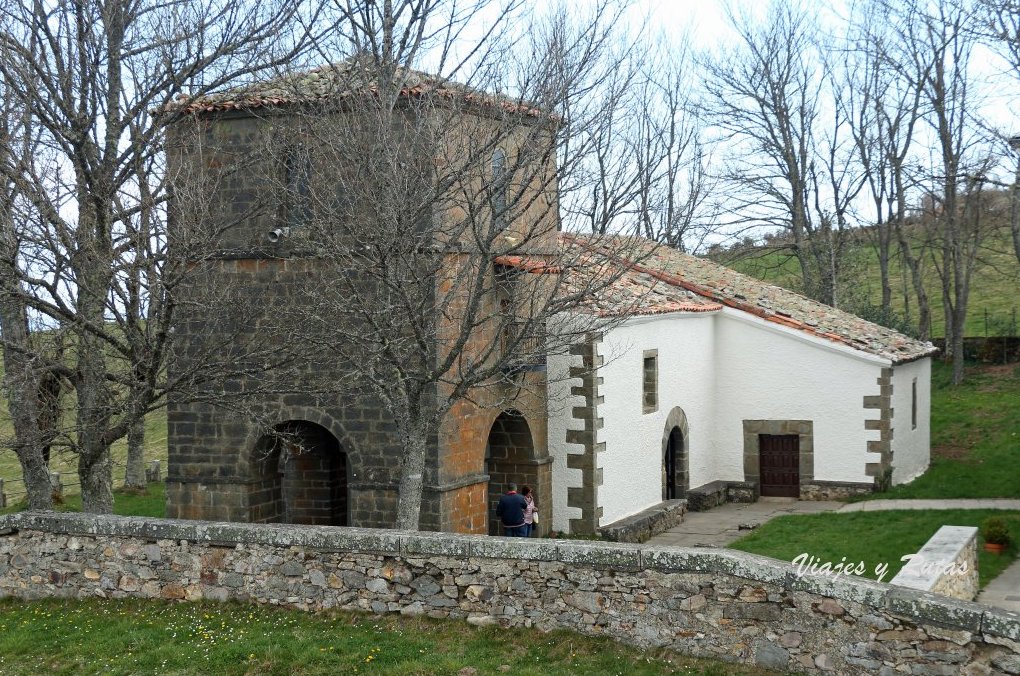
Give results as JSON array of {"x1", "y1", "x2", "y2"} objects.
[
  {"x1": 78, "y1": 444, "x2": 113, "y2": 513},
  {"x1": 124, "y1": 413, "x2": 146, "y2": 489},
  {"x1": 0, "y1": 156, "x2": 54, "y2": 510},
  {"x1": 394, "y1": 420, "x2": 428, "y2": 530}
]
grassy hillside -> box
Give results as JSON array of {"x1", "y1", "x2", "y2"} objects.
[{"x1": 717, "y1": 227, "x2": 1020, "y2": 339}]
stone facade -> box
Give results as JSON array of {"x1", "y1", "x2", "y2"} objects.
[
  {"x1": 865, "y1": 367, "x2": 895, "y2": 489},
  {"x1": 1, "y1": 512, "x2": 1018, "y2": 675},
  {"x1": 166, "y1": 100, "x2": 555, "y2": 534},
  {"x1": 565, "y1": 335, "x2": 604, "y2": 534}
]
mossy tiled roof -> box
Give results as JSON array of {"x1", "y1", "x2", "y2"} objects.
[
  {"x1": 173, "y1": 59, "x2": 545, "y2": 117},
  {"x1": 563, "y1": 234, "x2": 937, "y2": 364}
]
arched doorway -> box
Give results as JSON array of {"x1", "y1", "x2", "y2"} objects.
[
  {"x1": 662, "y1": 407, "x2": 690, "y2": 500},
  {"x1": 485, "y1": 410, "x2": 536, "y2": 535},
  {"x1": 665, "y1": 427, "x2": 685, "y2": 499},
  {"x1": 254, "y1": 420, "x2": 348, "y2": 526}
]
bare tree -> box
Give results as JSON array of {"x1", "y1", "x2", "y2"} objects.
[
  {"x1": 701, "y1": 1, "x2": 857, "y2": 306},
  {"x1": 0, "y1": 0, "x2": 314, "y2": 511},
  {"x1": 847, "y1": 4, "x2": 934, "y2": 337},
  {"x1": 891, "y1": 0, "x2": 988, "y2": 383},
  {"x1": 977, "y1": 0, "x2": 1020, "y2": 263}
]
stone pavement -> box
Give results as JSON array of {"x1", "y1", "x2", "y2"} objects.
[
  {"x1": 645, "y1": 498, "x2": 842, "y2": 548},
  {"x1": 977, "y1": 555, "x2": 1020, "y2": 613}
]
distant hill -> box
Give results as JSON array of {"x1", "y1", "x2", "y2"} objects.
[{"x1": 712, "y1": 225, "x2": 1020, "y2": 340}]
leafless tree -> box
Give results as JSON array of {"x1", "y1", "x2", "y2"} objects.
[
  {"x1": 887, "y1": 0, "x2": 989, "y2": 383},
  {"x1": 976, "y1": 0, "x2": 1020, "y2": 263},
  {"x1": 701, "y1": 1, "x2": 858, "y2": 306},
  {"x1": 0, "y1": 0, "x2": 315, "y2": 511},
  {"x1": 846, "y1": 3, "x2": 935, "y2": 337}
]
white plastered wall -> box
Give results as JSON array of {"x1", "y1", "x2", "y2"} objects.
[
  {"x1": 713, "y1": 308, "x2": 888, "y2": 485},
  {"x1": 889, "y1": 358, "x2": 931, "y2": 484},
  {"x1": 596, "y1": 313, "x2": 717, "y2": 527}
]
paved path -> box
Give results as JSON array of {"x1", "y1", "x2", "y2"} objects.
[
  {"x1": 645, "y1": 499, "x2": 842, "y2": 548},
  {"x1": 646, "y1": 497, "x2": 1020, "y2": 614}
]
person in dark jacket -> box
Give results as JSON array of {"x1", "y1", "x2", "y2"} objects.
[{"x1": 495, "y1": 483, "x2": 529, "y2": 537}]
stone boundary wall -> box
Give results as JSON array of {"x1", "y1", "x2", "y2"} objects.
[
  {"x1": 890, "y1": 526, "x2": 980, "y2": 602},
  {"x1": 1, "y1": 512, "x2": 1018, "y2": 674}
]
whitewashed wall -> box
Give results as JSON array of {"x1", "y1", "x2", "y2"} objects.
[
  {"x1": 597, "y1": 313, "x2": 716, "y2": 526},
  {"x1": 889, "y1": 358, "x2": 932, "y2": 484},
  {"x1": 713, "y1": 309, "x2": 887, "y2": 484}
]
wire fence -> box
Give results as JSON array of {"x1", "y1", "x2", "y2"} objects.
[{"x1": 0, "y1": 460, "x2": 161, "y2": 508}]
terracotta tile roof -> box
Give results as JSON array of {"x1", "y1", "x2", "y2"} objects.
[
  {"x1": 172, "y1": 58, "x2": 546, "y2": 117},
  {"x1": 562, "y1": 234, "x2": 937, "y2": 364},
  {"x1": 555, "y1": 236, "x2": 721, "y2": 317}
]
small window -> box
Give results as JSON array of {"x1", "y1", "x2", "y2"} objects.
[
  {"x1": 643, "y1": 350, "x2": 658, "y2": 413},
  {"x1": 911, "y1": 378, "x2": 917, "y2": 430},
  {"x1": 491, "y1": 148, "x2": 507, "y2": 228},
  {"x1": 285, "y1": 143, "x2": 311, "y2": 227}
]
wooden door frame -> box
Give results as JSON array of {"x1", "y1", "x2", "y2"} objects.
[{"x1": 741, "y1": 420, "x2": 814, "y2": 499}]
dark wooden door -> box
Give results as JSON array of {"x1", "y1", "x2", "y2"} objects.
[{"x1": 759, "y1": 434, "x2": 800, "y2": 497}]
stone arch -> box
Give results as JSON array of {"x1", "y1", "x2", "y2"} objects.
[
  {"x1": 661, "y1": 407, "x2": 690, "y2": 500},
  {"x1": 485, "y1": 409, "x2": 537, "y2": 535},
  {"x1": 247, "y1": 410, "x2": 353, "y2": 526}
]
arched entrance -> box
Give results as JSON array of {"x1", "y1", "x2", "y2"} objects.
[
  {"x1": 485, "y1": 410, "x2": 536, "y2": 535},
  {"x1": 665, "y1": 427, "x2": 685, "y2": 499},
  {"x1": 662, "y1": 407, "x2": 690, "y2": 500},
  {"x1": 254, "y1": 420, "x2": 348, "y2": 526}
]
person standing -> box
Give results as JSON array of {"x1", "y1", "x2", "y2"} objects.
[
  {"x1": 495, "y1": 482, "x2": 529, "y2": 537},
  {"x1": 521, "y1": 485, "x2": 538, "y2": 537}
]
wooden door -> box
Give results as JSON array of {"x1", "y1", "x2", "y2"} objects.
[{"x1": 759, "y1": 434, "x2": 800, "y2": 497}]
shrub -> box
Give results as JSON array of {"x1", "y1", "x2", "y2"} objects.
[{"x1": 982, "y1": 517, "x2": 1012, "y2": 546}]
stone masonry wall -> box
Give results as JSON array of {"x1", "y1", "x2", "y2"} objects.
[{"x1": 1, "y1": 512, "x2": 1018, "y2": 674}]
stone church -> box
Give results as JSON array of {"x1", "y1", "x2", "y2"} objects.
[{"x1": 165, "y1": 62, "x2": 936, "y2": 539}]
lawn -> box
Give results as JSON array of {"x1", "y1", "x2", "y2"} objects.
[
  {"x1": 730, "y1": 509, "x2": 1020, "y2": 588},
  {"x1": 0, "y1": 599, "x2": 772, "y2": 676}
]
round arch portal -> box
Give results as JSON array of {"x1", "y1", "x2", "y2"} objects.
[
  {"x1": 252, "y1": 420, "x2": 348, "y2": 526},
  {"x1": 662, "y1": 407, "x2": 690, "y2": 500}
]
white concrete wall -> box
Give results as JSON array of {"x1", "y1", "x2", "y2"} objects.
[
  {"x1": 713, "y1": 309, "x2": 887, "y2": 484},
  {"x1": 889, "y1": 358, "x2": 931, "y2": 485},
  {"x1": 546, "y1": 345, "x2": 586, "y2": 533},
  {"x1": 596, "y1": 313, "x2": 717, "y2": 526}
]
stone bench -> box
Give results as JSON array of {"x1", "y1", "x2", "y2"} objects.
[
  {"x1": 686, "y1": 481, "x2": 758, "y2": 512},
  {"x1": 889, "y1": 525, "x2": 979, "y2": 601},
  {"x1": 598, "y1": 499, "x2": 687, "y2": 543}
]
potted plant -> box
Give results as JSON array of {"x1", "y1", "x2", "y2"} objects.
[{"x1": 982, "y1": 517, "x2": 1011, "y2": 554}]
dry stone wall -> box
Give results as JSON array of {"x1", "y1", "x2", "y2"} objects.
[{"x1": 0, "y1": 512, "x2": 1018, "y2": 674}]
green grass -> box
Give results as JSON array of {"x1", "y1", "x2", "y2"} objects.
[
  {"x1": 864, "y1": 361, "x2": 1020, "y2": 500},
  {"x1": 730, "y1": 509, "x2": 1020, "y2": 588},
  {"x1": 719, "y1": 228, "x2": 1020, "y2": 339},
  {"x1": 0, "y1": 599, "x2": 771, "y2": 676}
]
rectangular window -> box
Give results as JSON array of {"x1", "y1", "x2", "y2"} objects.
[
  {"x1": 643, "y1": 350, "x2": 658, "y2": 413},
  {"x1": 911, "y1": 378, "x2": 918, "y2": 430}
]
